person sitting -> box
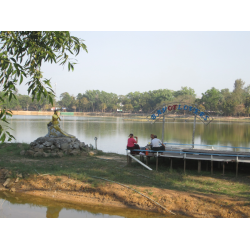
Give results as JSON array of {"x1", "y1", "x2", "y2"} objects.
[
  {"x1": 148, "y1": 134, "x2": 155, "y2": 149},
  {"x1": 127, "y1": 133, "x2": 140, "y2": 154},
  {"x1": 151, "y1": 135, "x2": 165, "y2": 151}
]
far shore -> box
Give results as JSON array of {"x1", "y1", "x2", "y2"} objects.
[{"x1": 10, "y1": 110, "x2": 250, "y2": 123}]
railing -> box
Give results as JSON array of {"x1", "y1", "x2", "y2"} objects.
[
  {"x1": 163, "y1": 142, "x2": 250, "y2": 152},
  {"x1": 126, "y1": 149, "x2": 250, "y2": 158}
]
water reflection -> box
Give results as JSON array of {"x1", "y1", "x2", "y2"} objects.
[
  {"x1": 0, "y1": 191, "x2": 169, "y2": 218},
  {"x1": 46, "y1": 207, "x2": 62, "y2": 218},
  {"x1": 7, "y1": 115, "x2": 250, "y2": 154}
]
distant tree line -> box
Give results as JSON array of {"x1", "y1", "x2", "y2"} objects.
[
  {"x1": 1, "y1": 79, "x2": 250, "y2": 116},
  {"x1": 196, "y1": 79, "x2": 250, "y2": 116},
  {"x1": 0, "y1": 90, "x2": 56, "y2": 112}
]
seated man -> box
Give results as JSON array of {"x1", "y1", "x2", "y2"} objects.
[
  {"x1": 147, "y1": 133, "x2": 155, "y2": 150},
  {"x1": 151, "y1": 135, "x2": 165, "y2": 151}
]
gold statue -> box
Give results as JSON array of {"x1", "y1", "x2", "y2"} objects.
[{"x1": 46, "y1": 110, "x2": 75, "y2": 138}]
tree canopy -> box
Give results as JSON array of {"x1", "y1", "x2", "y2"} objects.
[{"x1": 0, "y1": 31, "x2": 87, "y2": 142}]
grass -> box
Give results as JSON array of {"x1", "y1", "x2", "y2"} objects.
[{"x1": 1, "y1": 142, "x2": 250, "y2": 201}]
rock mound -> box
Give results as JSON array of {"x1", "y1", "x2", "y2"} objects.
[{"x1": 21, "y1": 137, "x2": 92, "y2": 157}]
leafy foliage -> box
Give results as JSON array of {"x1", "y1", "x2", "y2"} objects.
[{"x1": 0, "y1": 31, "x2": 87, "y2": 141}]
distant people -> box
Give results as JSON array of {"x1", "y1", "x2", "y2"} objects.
[
  {"x1": 127, "y1": 133, "x2": 140, "y2": 154},
  {"x1": 151, "y1": 135, "x2": 165, "y2": 151}
]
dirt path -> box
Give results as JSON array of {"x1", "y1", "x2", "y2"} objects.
[{"x1": 1, "y1": 170, "x2": 249, "y2": 217}]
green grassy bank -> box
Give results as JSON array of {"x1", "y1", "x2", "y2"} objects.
[{"x1": 1, "y1": 143, "x2": 250, "y2": 201}]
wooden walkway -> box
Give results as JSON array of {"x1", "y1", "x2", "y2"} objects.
[{"x1": 126, "y1": 147, "x2": 250, "y2": 177}]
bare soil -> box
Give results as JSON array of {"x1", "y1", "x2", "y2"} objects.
[{"x1": 1, "y1": 170, "x2": 249, "y2": 218}]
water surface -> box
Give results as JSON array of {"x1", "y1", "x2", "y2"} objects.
[
  {"x1": 8, "y1": 115, "x2": 250, "y2": 154},
  {"x1": 0, "y1": 191, "x2": 170, "y2": 218}
]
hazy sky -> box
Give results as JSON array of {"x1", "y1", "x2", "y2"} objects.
[{"x1": 17, "y1": 31, "x2": 250, "y2": 100}]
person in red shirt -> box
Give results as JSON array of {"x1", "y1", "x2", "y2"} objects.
[{"x1": 127, "y1": 133, "x2": 140, "y2": 154}]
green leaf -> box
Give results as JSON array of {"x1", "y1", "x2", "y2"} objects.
[
  {"x1": 20, "y1": 74, "x2": 23, "y2": 84},
  {"x1": 49, "y1": 95, "x2": 53, "y2": 105},
  {"x1": 1, "y1": 133, "x2": 6, "y2": 143},
  {"x1": 10, "y1": 57, "x2": 16, "y2": 63}
]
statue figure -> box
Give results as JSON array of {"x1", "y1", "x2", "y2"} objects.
[{"x1": 45, "y1": 110, "x2": 75, "y2": 138}]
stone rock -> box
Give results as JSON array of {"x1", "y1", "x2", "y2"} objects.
[
  {"x1": 44, "y1": 141, "x2": 53, "y2": 147},
  {"x1": 34, "y1": 151, "x2": 43, "y2": 157},
  {"x1": 73, "y1": 143, "x2": 80, "y2": 149},
  {"x1": 64, "y1": 138, "x2": 72, "y2": 143},
  {"x1": 29, "y1": 136, "x2": 87, "y2": 157},
  {"x1": 10, "y1": 187, "x2": 16, "y2": 192},
  {"x1": 57, "y1": 152, "x2": 64, "y2": 158},
  {"x1": 33, "y1": 143, "x2": 39, "y2": 147},
  {"x1": 3, "y1": 178, "x2": 11, "y2": 187},
  {"x1": 44, "y1": 149, "x2": 52, "y2": 154},
  {"x1": 15, "y1": 177, "x2": 19, "y2": 183},
  {"x1": 43, "y1": 152, "x2": 50, "y2": 158},
  {"x1": 26, "y1": 150, "x2": 35, "y2": 156},
  {"x1": 20, "y1": 150, "x2": 26, "y2": 156},
  {"x1": 34, "y1": 148, "x2": 43, "y2": 153},
  {"x1": 36, "y1": 137, "x2": 46, "y2": 144},
  {"x1": 16, "y1": 173, "x2": 22, "y2": 178},
  {"x1": 61, "y1": 143, "x2": 69, "y2": 150},
  {"x1": 70, "y1": 149, "x2": 80, "y2": 156}
]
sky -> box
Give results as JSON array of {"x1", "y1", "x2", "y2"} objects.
[{"x1": 16, "y1": 31, "x2": 250, "y2": 100}]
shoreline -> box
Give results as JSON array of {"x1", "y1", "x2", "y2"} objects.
[
  {"x1": 1, "y1": 173, "x2": 249, "y2": 218},
  {"x1": 1, "y1": 143, "x2": 250, "y2": 218}
]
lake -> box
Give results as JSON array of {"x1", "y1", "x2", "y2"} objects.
[
  {"x1": 7, "y1": 115, "x2": 250, "y2": 154},
  {"x1": 3, "y1": 115, "x2": 250, "y2": 218}
]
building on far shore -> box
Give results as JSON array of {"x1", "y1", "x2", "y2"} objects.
[{"x1": 51, "y1": 107, "x2": 66, "y2": 111}]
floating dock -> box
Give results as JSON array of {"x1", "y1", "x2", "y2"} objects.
[{"x1": 126, "y1": 143, "x2": 250, "y2": 177}]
